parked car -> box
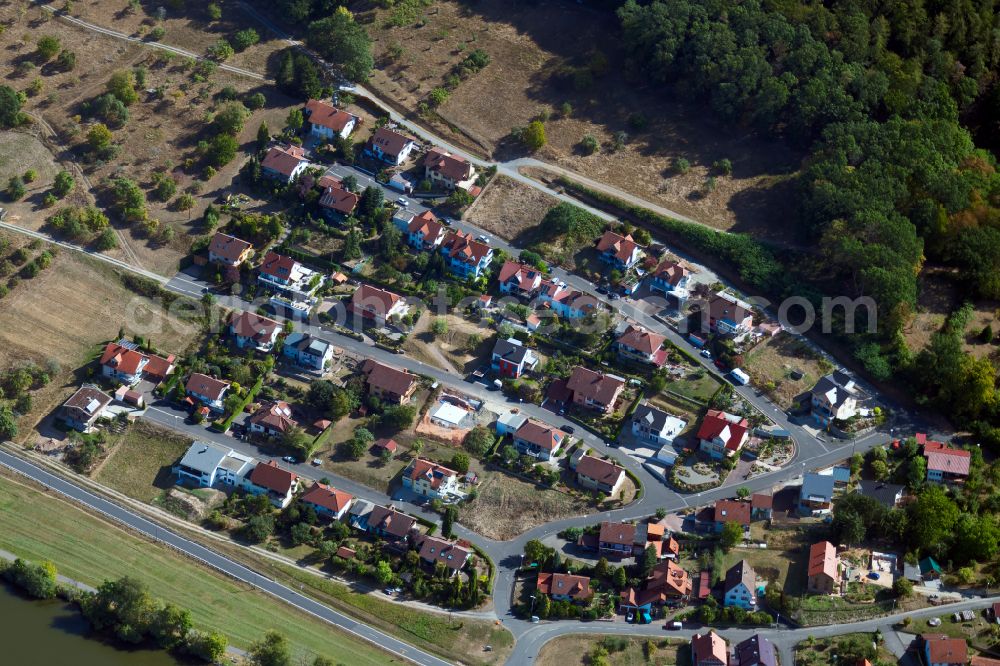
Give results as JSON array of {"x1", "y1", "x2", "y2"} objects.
[
  {"x1": 928, "y1": 617, "x2": 941, "y2": 627},
  {"x1": 563, "y1": 424, "x2": 575, "y2": 434},
  {"x1": 665, "y1": 621, "x2": 683, "y2": 630},
  {"x1": 609, "y1": 292, "x2": 621, "y2": 300},
  {"x1": 596, "y1": 285, "x2": 609, "y2": 295},
  {"x1": 441, "y1": 218, "x2": 454, "y2": 227},
  {"x1": 530, "y1": 616, "x2": 540, "y2": 623},
  {"x1": 700, "y1": 349, "x2": 713, "y2": 359},
  {"x1": 476, "y1": 234, "x2": 490, "y2": 244},
  {"x1": 867, "y1": 572, "x2": 880, "y2": 580},
  {"x1": 383, "y1": 587, "x2": 394, "y2": 596},
  {"x1": 281, "y1": 456, "x2": 297, "y2": 464},
  {"x1": 396, "y1": 197, "x2": 410, "y2": 207},
  {"x1": 311, "y1": 458, "x2": 322, "y2": 466}
]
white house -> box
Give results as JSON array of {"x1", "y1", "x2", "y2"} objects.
[
  {"x1": 365, "y1": 127, "x2": 417, "y2": 165},
  {"x1": 244, "y1": 461, "x2": 298, "y2": 509},
  {"x1": 631, "y1": 403, "x2": 687, "y2": 446},
  {"x1": 300, "y1": 482, "x2": 354, "y2": 520},
  {"x1": 261, "y1": 144, "x2": 309, "y2": 183},
  {"x1": 282, "y1": 332, "x2": 334, "y2": 371},
  {"x1": 173, "y1": 441, "x2": 255, "y2": 488},
  {"x1": 809, "y1": 370, "x2": 859, "y2": 426},
  {"x1": 401, "y1": 458, "x2": 461, "y2": 500},
  {"x1": 697, "y1": 410, "x2": 749, "y2": 459},
  {"x1": 304, "y1": 99, "x2": 359, "y2": 140}
]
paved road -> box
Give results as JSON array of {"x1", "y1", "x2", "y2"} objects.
[{"x1": 0, "y1": 449, "x2": 451, "y2": 666}]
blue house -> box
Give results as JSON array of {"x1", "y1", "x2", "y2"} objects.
[{"x1": 723, "y1": 559, "x2": 756, "y2": 610}]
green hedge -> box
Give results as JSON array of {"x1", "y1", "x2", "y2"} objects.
[{"x1": 211, "y1": 375, "x2": 264, "y2": 431}]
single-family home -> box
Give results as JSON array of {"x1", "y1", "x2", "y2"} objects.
[
  {"x1": 244, "y1": 460, "x2": 298, "y2": 508},
  {"x1": 511, "y1": 418, "x2": 567, "y2": 460},
  {"x1": 536, "y1": 572, "x2": 593, "y2": 603},
  {"x1": 497, "y1": 260, "x2": 544, "y2": 297},
  {"x1": 714, "y1": 499, "x2": 751, "y2": 533},
  {"x1": 247, "y1": 400, "x2": 297, "y2": 438},
  {"x1": 595, "y1": 230, "x2": 643, "y2": 270},
  {"x1": 402, "y1": 458, "x2": 460, "y2": 500},
  {"x1": 723, "y1": 559, "x2": 757, "y2": 609},
  {"x1": 58, "y1": 385, "x2": 113, "y2": 431},
  {"x1": 971, "y1": 656, "x2": 1000, "y2": 666},
  {"x1": 798, "y1": 472, "x2": 835, "y2": 515},
  {"x1": 538, "y1": 281, "x2": 600, "y2": 319},
  {"x1": 415, "y1": 534, "x2": 471, "y2": 576},
  {"x1": 750, "y1": 493, "x2": 773, "y2": 521},
  {"x1": 439, "y1": 231, "x2": 493, "y2": 279},
  {"x1": 403, "y1": 211, "x2": 447, "y2": 250},
  {"x1": 261, "y1": 144, "x2": 309, "y2": 183},
  {"x1": 365, "y1": 127, "x2": 417, "y2": 165},
  {"x1": 575, "y1": 455, "x2": 626, "y2": 496},
  {"x1": 495, "y1": 411, "x2": 528, "y2": 436},
  {"x1": 300, "y1": 482, "x2": 354, "y2": 520},
  {"x1": 428, "y1": 401, "x2": 472, "y2": 430},
  {"x1": 807, "y1": 540, "x2": 840, "y2": 594},
  {"x1": 258, "y1": 252, "x2": 323, "y2": 301},
  {"x1": 304, "y1": 99, "x2": 359, "y2": 140},
  {"x1": 99, "y1": 340, "x2": 175, "y2": 387},
  {"x1": 620, "y1": 559, "x2": 692, "y2": 619},
  {"x1": 173, "y1": 441, "x2": 255, "y2": 488},
  {"x1": 615, "y1": 325, "x2": 668, "y2": 367},
  {"x1": 706, "y1": 292, "x2": 754, "y2": 337},
  {"x1": 358, "y1": 504, "x2": 417, "y2": 546},
  {"x1": 208, "y1": 232, "x2": 253, "y2": 267},
  {"x1": 422, "y1": 148, "x2": 476, "y2": 190},
  {"x1": 648, "y1": 259, "x2": 691, "y2": 307},
  {"x1": 599, "y1": 521, "x2": 636, "y2": 558},
  {"x1": 490, "y1": 337, "x2": 538, "y2": 378},
  {"x1": 630, "y1": 403, "x2": 686, "y2": 446},
  {"x1": 228, "y1": 310, "x2": 281, "y2": 352},
  {"x1": 809, "y1": 370, "x2": 860, "y2": 426},
  {"x1": 348, "y1": 284, "x2": 408, "y2": 326},
  {"x1": 318, "y1": 183, "x2": 360, "y2": 218},
  {"x1": 924, "y1": 440, "x2": 971, "y2": 484},
  {"x1": 282, "y1": 332, "x2": 334, "y2": 371},
  {"x1": 360, "y1": 359, "x2": 419, "y2": 404},
  {"x1": 565, "y1": 366, "x2": 625, "y2": 414},
  {"x1": 856, "y1": 480, "x2": 905, "y2": 508},
  {"x1": 697, "y1": 409, "x2": 750, "y2": 459},
  {"x1": 922, "y1": 634, "x2": 968, "y2": 666},
  {"x1": 185, "y1": 373, "x2": 230, "y2": 412},
  {"x1": 691, "y1": 631, "x2": 729, "y2": 666},
  {"x1": 734, "y1": 635, "x2": 777, "y2": 666}
]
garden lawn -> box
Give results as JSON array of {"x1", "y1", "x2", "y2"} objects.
[
  {"x1": 0, "y1": 472, "x2": 393, "y2": 665},
  {"x1": 94, "y1": 421, "x2": 193, "y2": 502}
]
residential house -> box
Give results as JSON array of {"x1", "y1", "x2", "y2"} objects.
[
  {"x1": 282, "y1": 332, "x2": 334, "y2": 371},
  {"x1": 536, "y1": 572, "x2": 593, "y2": 603},
  {"x1": 415, "y1": 535, "x2": 471, "y2": 576},
  {"x1": 372, "y1": 438, "x2": 398, "y2": 455},
  {"x1": 359, "y1": 504, "x2": 417, "y2": 546},
  {"x1": 807, "y1": 540, "x2": 840, "y2": 594},
  {"x1": 750, "y1": 493, "x2": 773, "y2": 521},
  {"x1": 512, "y1": 418, "x2": 567, "y2": 461},
  {"x1": 428, "y1": 401, "x2": 472, "y2": 430},
  {"x1": 304, "y1": 99, "x2": 359, "y2": 140},
  {"x1": 185, "y1": 373, "x2": 230, "y2": 412},
  {"x1": 491, "y1": 337, "x2": 538, "y2": 378},
  {"x1": 318, "y1": 183, "x2": 359, "y2": 218},
  {"x1": 208, "y1": 232, "x2": 253, "y2": 267},
  {"x1": 261, "y1": 144, "x2": 309, "y2": 183},
  {"x1": 114, "y1": 386, "x2": 145, "y2": 409},
  {"x1": 723, "y1": 559, "x2": 757, "y2": 610},
  {"x1": 300, "y1": 482, "x2": 354, "y2": 520},
  {"x1": 402, "y1": 458, "x2": 460, "y2": 500},
  {"x1": 495, "y1": 411, "x2": 528, "y2": 436},
  {"x1": 497, "y1": 261, "x2": 544, "y2": 298},
  {"x1": 697, "y1": 410, "x2": 750, "y2": 459},
  {"x1": 247, "y1": 400, "x2": 297, "y2": 438},
  {"x1": 691, "y1": 631, "x2": 729, "y2": 666},
  {"x1": 360, "y1": 359, "x2": 419, "y2": 404},
  {"x1": 831, "y1": 465, "x2": 852, "y2": 486},
  {"x1": 714, "y1": 499, "x2": 751, "y2": 533},
  {"x1": 620, "y1": 559, "x2": 692, "y2": 619},
  {"x1": 244, "y1": 460, "x2": 298, "y2": 509},
  {"x1": 920, "y1": 556, "x2": 943, "y2": 580},
  {"x1": 734, "y1": 635, "x2": 777, "y2": 666},
  {"x1": 924, "y1": 441, "x2": 971, "y2": 484},
  {"x1": 972, "y1": 657, "x2": 1000, "y2": 666},
  {"x1": 258, "y1": 251, "x2": 323, "y2": 302},
  {"x1": 856, "y1": 480, "x2": 905, "y2": 509},
  {"x1": 348, "y1": 284, "x2": 408, "y2": 326},
  {"x1": 809, "y1": 370, "x2": 860, "y2": 426},
  {"x1": 599, "y1": 521, "x2": 637, "y2": 558},
  {"x1": 631, "y1": 403, "x2": 687, "y2": 446},
  {"x1": 228, "y1": 310, "x2": 281, "y2": 352},
  {"x1": 99, "y1": 340, "x2": 175, "y2": 387},
  {"x1": 404, "y1": 211, "x2": 447, "y2": 250},
  {"x1": 615, "y1": 325, "x2": 668, "y2": 367},
  {"x1": 538, "y1": 281, "x2": 600, "y2": 319},
  {"x1": 365, "y1": 127, "x2": 417, "y2": 165},
  {"x1": 648, "y1": 259, "x2": 691, "y2": 307},
  {"x1": 575, "y1": 455, "x2": 626, "y2": 496},
  {"x1": 565, "y1": 366, "x2": 625, "y2": 414},
  {"x1": 595, "y1": 230, "x2": 643, "y2": 270},
  {"x1": 798, "y1": 473, "x2": 835, "y2": 516},
  {"x1": 172, "y1": 441, "x2": 255, "y2": 488},
  {"x1": 58, "y1": 385, "x2": 113, "y2": 431},
  {"x1": 439, "y1": 231, "x2": 493, "y2": 279},
  {"x1": 922, "y1": 634, "x2": 968, "y2": 666},
  {"x1": 705, "y1": 292, "x2": 754, "y2": 337},
  {"x1": 422, "y1": 149, "x2": 476, "y2": 190}
]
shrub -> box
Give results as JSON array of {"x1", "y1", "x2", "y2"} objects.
[
  {"x1": 580, "y1": 134, "x2": 598, "y2": 155},
  {"x1": 231, "y1": 28, "x2": 259, "y2": 52},
  {"x1": 673, "y1": 157, "x2": 691, "y2": 174},
  {"x1": 149, "y1": 26, "x2": 166, "y2": 41}
]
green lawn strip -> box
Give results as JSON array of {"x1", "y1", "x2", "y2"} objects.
[
  {"x1": 94, "y1": 423, "x2": 192, "y2": 502},
  {"x1": 0, "y1": 474, "x2": 394, "y2": 665}
]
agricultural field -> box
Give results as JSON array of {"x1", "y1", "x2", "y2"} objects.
[{"x1": 93, "y1": 420, "x2": 193, "y2": 502}]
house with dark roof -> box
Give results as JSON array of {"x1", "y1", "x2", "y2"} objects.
[
  {"x1": 691, "y1": 631, "x2": 728, "y2": 666},
  {"x1": 807, "y1": 540, "x2": 840, "y2": 594},
  {"x1": 798, "y1": 473, "x2": 835, "y2": 515},
  {"x1": 723, "y1": 559, "x2": 757, "y2": 609},
  {"x1": 599, "y1": 521, "x2": 637, "y2": 558},
  {"x1": 402, "y1": 458, "x2": 460, "y2": 500},
  {"x1": 185, "y1": 373, "x2": 230, "y2": 412},
  {"x1": 304, "y1": 99, "x2": 359, "y2": 140},
  {"x1": 318, "y1": 183, "x2": 360, "y2": 218},
  {"x1": 173, "y1": 441, "x2": 255, "y2": 488},
  {"x1": 630, "y1": 403, "x2": 686, "y2": 446},
  {"x1": 565, "y1": 366, "x2": 625, "y2": 414},
  {"x1": 422, "y1": 148, "x2": 476, "y2": 190},
  {"x1": 924, "y1": 441, "x2": 971, "y2": 484},
  {"x1": 714, "y1": 499, "x2": 751, "y2": 532},
  {"x1": 698, "y1": 409, "x2": 750, "y2": 459},
  {"x1": 648, "y1": 259, "x2": 691, "y2": 306},
  {"x1": 809, "y1": 370, "x2": 860, "y2": 426},
  {"x1": 360, "y1": 359, "x2": 419, "y2": 404},
  {"x1": 438, "y1": 230, "x2": 493, "y2": 279},
  {"x1": 575, "y1": 455, "x2": 626, "y2": 495},
  {"x1": 228, "y1": 310, "x2": 281, "y2": 352},
  {"x1": 244, "y1": 461, "x2": 298, "y2": 508},
  {"x1": 58, "y1": 385, "x2": 113, "y2": 431},
  {"x1": 490, "y1": 337, "x2": 538, "y2": 378},
  {"x1": 512, "y1": 419, "x2": 567, "y2": 461},
  {"x1": 734, "y1": 634, "x2": 777, "y2": 666},
  {"x1": 282, "y1": 332, "x2": 334, "y2": 371},
  {"x1": 358, "y1": 504, "x2": 417, "y2": 545},
  {"x1": 595, "y1": 230, "x2": 643, "y2": 270},
  {"x1": 365, "y1": 127, "x2": 417, "y2": 165},
  {"x1": 208, "y1": 232, "x2": 253, "y2": 267},
  {"x1": 536, "y1": 572, "x2": 593, "y2": 603},
  {"x1": 922, "y1": 634, "x2": 968, "y2": 666},
  {"x1": 247, "y1": 401, "x2": 297, "y2": 438},
  {"x1": 615, "y1": 324, "x2": 668, "y2": 367},
  {"x1": 348, "y1": 283, "x2": 408, "y2": 326},
  {"x1": 415, "y1": 534, "x2": 471, "y2": 576},
  {"x1": 300, "y1": 482, "x2": 354, "y2": 520},
  {"x1": 856, "y1": 480, "x2": 905, "y2": 508},
  {"x1": 261, "y1": 144, "x2": 309, "y2": 183}
]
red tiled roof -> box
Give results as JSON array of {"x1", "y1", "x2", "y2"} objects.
[
  {"x1": 751, "y1": 493, "x2": 773, "y2": 509},
  {"x1": 100, "y1": 342, "x2": 147, "y2": 375},
  {"x1": 423, "y1": 148, "x2": 473, "y2": 181},
  {"x1": 368, "y1": 127, "x2": 415, "y2": 159},
  {"x1": 261, "y1": 144, "x2": 307, "y2": 177},
  {"x1": 304, "y1": 99, "x2": 358, "y2": 133},
  {"x1": 406, "y1": 211, "x2": 444, "y2": 242},
  {"x1": 595, "y1": 230, "x2": 640, "y2": 262},
  {"x1": 336, "y1": 546, "x2": 355, "y2": 559},
  {"x1": 697, "y1": 409, "x2": 750, "y2": 451},
  {"x1": 576, "y1": 455, "x2": 625, "y2": 486},
  {"x1": 599, "y1": 521, "x2": 636, "y2": 546},
  {"x1": 653, "y1": 259, "x2": 690, "y2": 286},
  {"x1": 647, "y1": 558, "x2": 691, "y2": 597},
  {"x1": 536, "y1": 572, "x2": 592, "y2": 600},
  {"x1": 417, "y1": 534, "x2": 471, "y2": 570},
  {"x1": 248, "y1": 400, "x2": 297, "y2": 434},
  {"x1": 185, "y1": 373, "x2": 229, "y2": 401},
  {"x1": 924, "y1": 440, "x2": 971, "y2": 476},
  {"x1": 440, "y1": 231, "x2": 491, "y2": 265},
  {"x1": 616, "y1": 325, "x2": 666, "y2": 355},
  {"x1": 209, "y1": 232, "x2": 252, "y2": 262},
  {"x1": 566, "y1": 366, "x2": 624, "y2": 406},
  {"x1": 317, "y1": 174, "x2": 341, "y2": 190},
  {"x1": 922, "y1": 634, "x2": 968, "y2": 663},
  {"x1": 374, "y1": 438, "x2": 398, "y2": 453},
  {"x1": 229, "y1": 310, "x2": 280, "y2": 343},
  {"x1": 319, "y1": 184, "x2": 359, "y2": 214},
  {"x1": 691, "y1": 631, "x2": 728, "y2": 665},
  {"x1": 301, "y1": 482, "x2": 354, "y2": 514},
  {"x1": 406, "y1": 458, "x2": 457, "y2": 489},
  {"x1": 807, "y1": 540, "x2": 839, "y2": 580},
  {"x1": 360, "y1": 359, "x2": 418, "y2": 397},
  {"x1": 259, "y1": 251, "x2": 299, "y2": 281},
  {"x1": 514, "y1": 419, "x2": 566, "y2": 451},
  {"x1": 713, "y1": 499, "x2": 751, "y2": 527},
  {"x1": 248, "y1": 460, "x2": 297, "y2": 495},
  {"x1": 350, "y1": 284, "x2": 402, "y2": 319},
  {"x1": 143, "y1": 352, "x2": 175, "y2": 380}
]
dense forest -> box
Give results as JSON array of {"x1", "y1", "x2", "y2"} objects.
[{"x1": 617, "y1": 0, "x2": 1000, "y2": 436}]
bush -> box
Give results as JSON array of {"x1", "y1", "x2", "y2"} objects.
[
  {"x1": 153, "y1": 176, "x2": 177, "y2": 202},
  {"x1": 673, "y1": 157, "x2": 691, "y2": 174},
  {"x1": 53, "y1": 170, "x2": 74, "y2": 197},
  {"x1": 207, "y1": 39, "x2": 234, "y2": 61},
  {"x1": 3, "y1": 558, "x2": 58, "y2": 599},
  {"x1": 464, "y1": 426, "x2": 494, "y2": 457},
  {"x1": 36, "y1": 35, "x2": 61, "y2": 61},
  {"x1": 245, "y1": 92, "x2": 266, "y2": 110},
  {"x1": 149, "y1": 26, "x2": 166, "y2": 41},
  {"x1": 6, "y1": 176, "x2": 25, "y2": 201},
  {"x1": 231, "y1": 28, "x2": 259, "y2": 51},
  {"x1": 579, "y1": 134, "x2": 599, "y2": 155}
]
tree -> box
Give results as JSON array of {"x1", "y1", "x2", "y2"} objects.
[
  {"x1": 893, "y1": 577, "x2": 913, "y2": 597},
  {"x1": 285, "y1": 108, "x2": 304, "y2": 132},
  {"x1": 150, "y1": 603, "x2": 192, "y2": 650},
  {"x1": 374, "y1": 560, "x2": 394, "y2": 586},
  {"x1": 0, "y1": 405, "x2": 17, "y2": 439},
  {"x1": 720, "y1": 521, "x2": 743, "y2": 551},
  {"x1": 307, "y1": 9, "x2": 374, "y2": 83},
  {"x1": 0, "y1": 86, "x2": 25, "y2": 128},
  {"x1": 907, "y1": 485, "x2": 959, "y2": 550},
  {"x1": 81, "y1": 577, "x2": 157, "y2": 644},
  {"x1": 832, "y1": 510, "x2": 866, "y2": 546},
  {"x1": 214, "y1": 102, "x2": 248, "y2": 135},
  {"x1": 580, "y1": 134, "x2": 598, "y2": 155},
  {"x1": 442, "y1": 506, "x2": 457, "y2": 538},
  {"x1": 248, "y1": 630, "x2": 292, "y2": 666},
  {"x1": 613, "y1": 566, "x2": 627, "y2": 590},
  {"x1": 186, "y1": 631, "x2": 227, "y2": 662},
  {"x1": 380, "y1": 404, "x2": 416, "y2": 431},
  {"x1": 641, "y1": 545, "x2": 657, "y2": 577},
  {"x1": 524, "y1": 539, "x2": 551, "y2": 567},
  {"x1": 431, "y1": 318, "x2": 448, "y2": 337},
  {"x1": 154, "y1": 176, "x2": 177, "y2": 202},
  {"x1": 451, "y1": 451, "x2": 470, "y2": 474},
  {"x1": 256, "y1": 121, "x2": 270, "y2": 151},
  {"x1": 96, "y1": 227, "x2": 118, "y2": 250},
  {"x1": 521, "y1": 120, "x2": 546, "y2": 151},
  {"x1": 952, "y1": 513, "x2": 1000, "y2": 564},
  {"x1": 232, "y1": 28, "x2": 260, "y2": 52},
  {"x1": 36, "y1": 35, "x2": 61, "y2": 61},
  {"x1": 343, "y1": 226, "x2": 362, "y2": 260},
  {"x1": 871, "y1": 459, "x2": 889, "y2": 480},
  {"x1": 206, "y1": 2, "x2": 222, "y2": 20},
  {"x1": 87, "y1": 123, "x2": 113, "y2": 152},
  {"x1": 736, "y1": 486, "x2": 750, "y2": 499},
  {"x1": 6, "y1": 176, "x2": 25, "y2": 201},
  {"x1": 463, "y1": 426, "x2": 493, "y2": 457},
  {"x1": 208, "y1": 39, "x2": 235, "y2": 61},
  {"x1": 243, "y1": 514, "x2": 275, "y2": 543},
  {"x1": 5, "y1": 559, "x2": 58, "y2": 599},
  {"x1": 106, "y1": 70, "x2": 138, "y2": 105},
  {"x1": 53, "y1": 170, "x2": 74, "y2": 197},
  {"x1": 207, "y1": 133, "x2": 238, "y2": 167}
]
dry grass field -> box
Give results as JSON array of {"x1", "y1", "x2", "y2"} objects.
[
  {"x1": 744, "y1": 333, "x2": 833, "y2": 409},
  {"x1": 464, "y1": 174, "x2": 558, "y2": 241},
  {"x1": 457, "y1": 471, "x2": 589, "y2": 540},
  {"x1": 94, "y1": 420, "x2": 194, "y2": 502},
  {"x1": 536, "y1": 635, "x2": 680, "y2": 666}
]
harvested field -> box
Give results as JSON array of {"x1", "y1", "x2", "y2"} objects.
[
  {"x1": 464, "y1": 175, "x2": 558, "y2": 242},
  {"x1": 94, "y1": 420, "x2": 193, "y2": 502},
  {"x1": 744, "y1": 333, "x2": 833, "y2": 409},
  {"x1": 457, "y1": 470, "x2": 589, "y2": 540}
]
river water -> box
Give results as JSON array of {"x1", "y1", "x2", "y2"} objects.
[{"x1": 0, "y1": 581, "x2": 187, "y2": 666}]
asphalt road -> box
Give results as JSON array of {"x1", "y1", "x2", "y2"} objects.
[{"x1": 0, "y1": 450, "x2": 452, "y2": 666}]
